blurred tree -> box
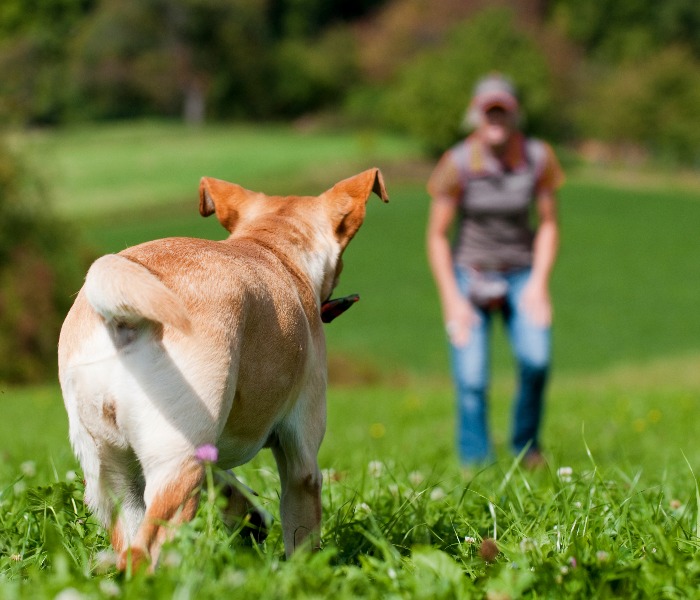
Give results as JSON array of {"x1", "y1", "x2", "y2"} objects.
[
  {"x1": 0, "y1": 139, "x2": 89, "y2": 382},
  {"x1": 550, "y1": 0, "x2": 700, "y2": 62},
  {"x1": 268, "y1": 0, "x2": 387, "y2": 39},
  {"x1": 70, "y1": 0, "x2": 277, "y2": 121},
  {"x1": 67, "y1": 0, "x2": 385, "y2": 122},
  {"x1": 550, "y1": 0, "x2": 653, "y2": 62},
  {"x1": 575, "y1": 47, "x2": 700, "y2": 165},
  {"x1": 656, "y1": 0, "x2": 700, "y2": 58},
  {"x1": 3, "y1": 0, "x2": 700, "y2": 165},
  {"x1": 0, "y1": 0, "x2": 96, "y2": 124},
  {"x1": 272, "y1": 25, "x2": 359, "y2": 116},
  {"x1": 377, "y1": 8, "x2": 555, "y2": 155},
  {"x1": 70, "y1": 0, "x2": 176, "y2": 119},
  {"x1": 353, "y1": 0, "x2": 551, "y2": 84}
]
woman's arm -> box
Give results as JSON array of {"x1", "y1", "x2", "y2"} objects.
[
  {"x1": 520, "y1": 189, "x2": 559, "y2": 326},
  {"x1": 426, "y1": 196, "x2": 477, "y2": 346}
]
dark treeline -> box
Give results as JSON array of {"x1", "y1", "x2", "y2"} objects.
[
  {"x1": 0, "y1": 0, "x2": 386, "y2": 125},
  {"x1": 3, "y1": 0, "x2": 700, "y2": 162},
  {"x1": 2, "y1": 0, "x2": 700, "y2": 384}
]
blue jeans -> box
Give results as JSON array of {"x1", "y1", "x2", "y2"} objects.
[{"x1": 451, "y1": 267, "x2": 551, "y2": 465}]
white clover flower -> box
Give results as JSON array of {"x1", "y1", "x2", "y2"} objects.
[
  {"x1": 321, "y1": 468, "x2": 337, "y2": 484},
  {"x1": 669, "y1": 499, "x2": 683, "y2": 510},
  {"x1": 20, "y1": 461, "x2": 36, "y2": 478},
  {"x1": 557, "y1": 466, "x2": 573, "y2": 482},
  {"x1": 429, "y1": 487, "x2": 446, "y2": 501},
  {"x1": 161, "y1": 550, "x2": 182, "y2": 568},
  {"x1": 519, "y1": 538, "x2": 537, "y2": 552},
  {"x1": 368, "y1": 461, "x2": 384, "y2": 478},
  {"x1": 574, "y1": 501, "x2": 583, "y2": 509},
  {"x1": 99, "y1": 580, "x2": 120, "y2": 597},
  {"x1": 408, "y1": 471, "x2": 424, "y2": 486},
  {"x1": 55, "y1": 588, "x2": 85, "y2": 600},
  {"x1": 65, "y1": 470, "x2": 78, "y2": 482},
  {"x1": 596, "y1": 550, "x2": 610, "y2": 563},
  {"x1": 387, "y1": 567, "x2": 397, "y2": 580},
  {"x1": 464, "y1": 536, "x2": 477, "y2": 544},
  {"x1": 93, "y1": 550, "x2": 116, "y2": 573},
  {"x1": 224, "y1": 571, "x2": 248, "y2": 587},
  {"x1": 388, "y1": 484, "x2": 400, "y2": 497},
  {"x1": 13, "y1": 481, "x2": 26, "y2": 494},
  {"x1": 355, "y1": 502, "x2": 372, "y2": 517}
]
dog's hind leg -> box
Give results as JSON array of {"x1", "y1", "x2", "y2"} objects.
[
  {"x1": 65, "y1": 393, "x2": 146, "y2": 559},
  {"x1": 96, "y1": 447, "x2": 146, "y2": 557},
  {"x1": 116, "y1": 456, "x2": 203, "y2": 572}
]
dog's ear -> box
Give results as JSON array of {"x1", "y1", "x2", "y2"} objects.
[
  {"x1": 325, "y1": 168, "x2": 389, "y2": 249},
  {"x1": 199, "y1": 177, "x2": 258, "y2": 233}
]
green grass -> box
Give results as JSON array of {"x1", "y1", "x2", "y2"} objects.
[
  {"x1": 12, "y1": 121, "x2": 422, "y2": 217},
  {"x1": 0, "y1": 372, "x2": 698, "y2": 597},
  {"x1": 1, "y1": 121, "x2": 699, "y2": 596}
]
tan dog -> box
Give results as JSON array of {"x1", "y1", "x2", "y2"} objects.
[{"x1": 58, "y1": 168, "x2": 388, "y2": 570}]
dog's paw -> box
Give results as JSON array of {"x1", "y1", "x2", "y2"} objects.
[
  {"x1": 116, "y1": 546, "x2": 150, "y2": 573},
  {"x1": 241, "y1": 507, "x2": 272, "y2": 544}
]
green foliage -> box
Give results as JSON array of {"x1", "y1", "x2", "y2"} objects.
[
  {"x1": 0, "y1": 0, "x2": 383, "y2": 125},
  {"x1": 68, "y1": 0, "x2": 277, "y2": 122},
  {"x1": 551, "y1": 0, "x2": 700, "y2": 62},
  {"x1": 0, "y1": 139, "x2": 89, "y2": 383},
  {"x1": 269, "y1": 0, "x2": 387, "y2": 39},
  {"x1": 575, "y1": 47, "x2": 700, "y2": 164},
  {"x1": 272, "y1": 26, "x2": 359, "y2": 117},
  {"x1": 0, "y1": 0, "x2": 95, "y2": 125},
  {"x1": 550, "y1": 0, "x2": 657, "y2": 62},
  {"x1": 377, "y1": 9, "x2": 555, "y2": 155},
  {"x1": 3, "y1": 0, "x2": 700, "y2": 166},
  {"x1": 69, "y1": 0, "x2": 181, "y2": 120}
]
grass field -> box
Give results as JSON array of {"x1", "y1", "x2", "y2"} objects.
[{"x1": 1, "y1": 122, "x2": 699, "y2": 597}]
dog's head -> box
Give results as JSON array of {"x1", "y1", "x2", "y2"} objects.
[{"x1": 198, "y1": 168, "x2": 388, "y2": 303}]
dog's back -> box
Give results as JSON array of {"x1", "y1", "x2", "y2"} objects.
[{"x1": 60, "y1": 234, "x2": 319, "y2": 463}]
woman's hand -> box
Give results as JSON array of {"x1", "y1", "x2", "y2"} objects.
[
  {"x1": 519, "y1": 281, "x2": 552, "y2": 327},
  {"x1": 444, "y1": 296, "x2": 479, "y2": 347}
]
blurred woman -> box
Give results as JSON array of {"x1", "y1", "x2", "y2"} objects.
[{"x1": 426, "y1": 74, "x2": 565, "y2": 469}]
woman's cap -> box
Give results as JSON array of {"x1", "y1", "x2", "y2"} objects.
[{"x1": 471, "y1": 74, "x2": 519, "y2": 113}]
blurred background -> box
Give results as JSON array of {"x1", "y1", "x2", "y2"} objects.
[
  {"x1": 1, "y1": 0, "x2": 700, "y2": 390},
  {"x1": 3, "y1": 0, "x2": 700, "y2": 154}
]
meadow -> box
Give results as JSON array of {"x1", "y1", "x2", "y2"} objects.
[{"x1": 1, "y1": 122, "x2": 699, "y2": 597}]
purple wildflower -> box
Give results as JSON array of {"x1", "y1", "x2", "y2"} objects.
[{"x1": 195, "y1": 444, "x2": 219, "y2": 464}]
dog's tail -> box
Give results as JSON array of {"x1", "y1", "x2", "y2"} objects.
[{"x1": 84, "y1": 254, "x2": 192, "y2": 333}]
